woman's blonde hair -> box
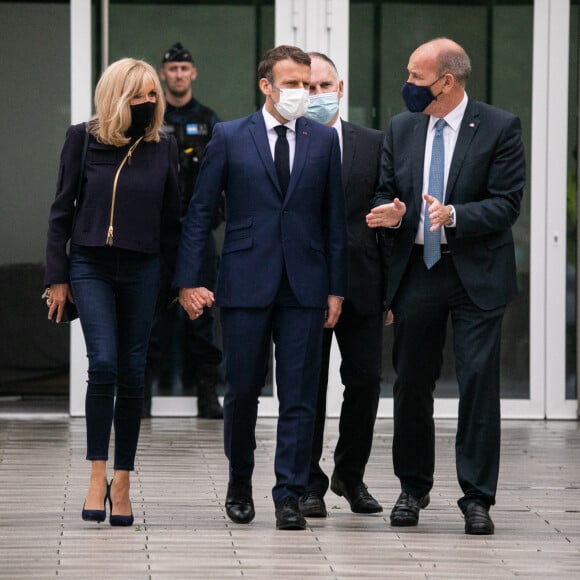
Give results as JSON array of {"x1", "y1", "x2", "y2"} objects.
[{"x1": 89, "y1": 58, "x2": 165, "y2": 146}]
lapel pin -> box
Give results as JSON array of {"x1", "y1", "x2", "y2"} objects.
[
  {"x1": 302, "y1": 131, "x2": 308, "y2": 136},
  {"x1": 469, "y1": 122, "x2": 475, "y2": 128}
]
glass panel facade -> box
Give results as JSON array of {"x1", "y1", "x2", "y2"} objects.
[
  {"x1": 109, "y1": 1, "x2": 274, "y2": 121},
  {"x1": 108, "y1": 1, "x2": 275, "y2": 397},
  {"x1": 0, "y1": 2, "x2": 71, "y2": 396},
  {"x1": 350, "y1": 0, "x2": 532, "y2": 398},
  {"x1": 567, "y1": 1, "x2": 579, "y2": 400},
  {"x1": 2, "y1": 0, "x2": 575, "y2": 412}
]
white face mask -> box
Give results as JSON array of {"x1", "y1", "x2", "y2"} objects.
[{"x1": 271, "y1": 85, "x2": 309, "y2": 121}]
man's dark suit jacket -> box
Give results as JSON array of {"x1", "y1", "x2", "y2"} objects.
[
  {"x1": 373, "y1": 98, "x2": 526, "y2": 311},
  {"x1": 340, "y1": 120, "x2": 384, "y2": 314},
  {"x1": 173, "y1": 110, "x2": 347, "y2": 306}
]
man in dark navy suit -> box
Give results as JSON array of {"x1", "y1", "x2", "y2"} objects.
[
  {"x1": 367, "y1": 38, "x2": 525, "y2": 535},
  {"x1": 174, "y1": 45, "x2": 347, "y2": 530},
  {"x1": 298, "y1": 52, "x2": 385, "y2": 519}
]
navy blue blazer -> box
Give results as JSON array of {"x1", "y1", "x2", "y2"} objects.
[
  {"x1": 373, "y1": 99, "x2": 526, "y2": 311},
  {"x1": 45, "y1": 123, "x2": 181, "y2": 285},
  {"x1": 174, "y1": 110, "x2": 348, "y2": 309}
]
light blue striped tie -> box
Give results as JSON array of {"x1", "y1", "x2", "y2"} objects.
[{"x1": 424, "y1": 118, "x2": 446, "y2": 269}]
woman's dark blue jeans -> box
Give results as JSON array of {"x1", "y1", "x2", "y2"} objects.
[{"x1": 70, "y1": 244, "x2": 160, "y2": 470}]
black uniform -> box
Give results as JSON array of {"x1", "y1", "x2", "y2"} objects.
[{"x1": 164, "y1": 98, "x2": 220, "y2": 213}]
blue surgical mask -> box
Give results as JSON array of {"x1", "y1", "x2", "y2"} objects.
[
  {"x1": 306, "y1": 92, "x2": 339, "y2": 125},
  {"x1": 401, "y1": 74, "x2": 445, "y2": 113}
]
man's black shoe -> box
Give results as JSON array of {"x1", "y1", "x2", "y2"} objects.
[
  {"x1": 298, "y1": 490, "x2": 327, "y2": 518},
  {"x1": 464, "y1": 502, "x2": 494, "y2": 535},
  {"x1": 330, "y1": 475, "x2": 383, "y2": 514},
  {"x1": 225, "y1": 483, "x2": 254, "y2": 524},
  {"x1": 275, "y1": 496, "x2": 306, "y2": 530},
  {"x1": 390, "y1": 491, "x2": 430, "y2": 526}
]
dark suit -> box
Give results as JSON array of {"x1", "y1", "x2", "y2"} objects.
[
  {"x1": 174, "y1": 110, "x2": 347, "y2": 504},
  {"x1": 308, "y1": 120, "x2": 385, "y2": 493},
  {"x1": 373, "y1": 98, "x2": 525, "y2": 510}
]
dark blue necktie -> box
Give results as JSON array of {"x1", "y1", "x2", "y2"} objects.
[
  {"x1": 274, "y1": 125, "x2": 290, "y2": 195},
  {"x1": 424, "y1": 118, "x2": 446, "y2": 269}
]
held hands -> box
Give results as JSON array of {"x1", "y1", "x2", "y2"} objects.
[
  {"x1": 178, "y1": 287, "x2": 215, "y2": 320},
  {"x1": 424, "y1": 194, "x2": 452, "y2": 231},
  {"x1": 366, "y1": 198, "x2": 406, "y2": 228},
  {"x1": 46, "y1": 283, "x2": 74, "y2": 324}
]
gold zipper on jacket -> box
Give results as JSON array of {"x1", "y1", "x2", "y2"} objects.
[{"x1": 106, "y1": 136, "x2": 144, "y2": 246}]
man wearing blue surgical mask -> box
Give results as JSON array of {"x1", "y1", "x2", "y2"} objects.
[{"x1": 299, "y1": 52, "x2": 386, "y2": 519}]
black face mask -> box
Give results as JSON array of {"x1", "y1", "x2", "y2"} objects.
[
  {"x1": 127, "y1": 101, "x2": 155, "y2": 138},
  {"x1": 401, "y1": 74, "x2": 446, "y2": 113}
]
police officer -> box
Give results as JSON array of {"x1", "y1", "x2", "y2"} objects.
[{"x1": 145, "y1": 42, "x2": 223, "y2": 418}]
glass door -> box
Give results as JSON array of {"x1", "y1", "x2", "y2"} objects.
[{"x1": 349, "y1": 0, "x2": 536, "y2": 417}]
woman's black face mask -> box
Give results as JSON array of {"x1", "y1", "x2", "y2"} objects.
[{"x1": 127, "y1": 101, "x2": 155, "y2": 137}]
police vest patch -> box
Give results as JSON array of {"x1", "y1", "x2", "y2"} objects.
[{"x1": 185, "y1": 123, "x2": 209, "y2": 136}]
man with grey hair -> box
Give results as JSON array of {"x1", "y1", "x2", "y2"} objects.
[
  {"x1": 367, "y1": 37, "x2": 525, "y2": 535},
  {"x1": 298, "y1": 52, "x2": 385, "y2": 519}
]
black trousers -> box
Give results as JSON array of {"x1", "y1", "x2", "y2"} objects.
[
  {"x1": 307, "y1": 300, "x2": 383, "y2": 494},
  {"x1": 391, "y1": 246, "x2": 504, "y2": 510}
]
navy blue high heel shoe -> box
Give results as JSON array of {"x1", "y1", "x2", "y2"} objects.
[
  {"x1": 81, "y1": 481, "x2": 108, "y2": 523},
  {"x1": 108, "y1": 479, "x2": 134, "y2": 527}
]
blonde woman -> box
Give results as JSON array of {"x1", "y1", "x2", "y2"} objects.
[{"x1": 45, "y1": 58, "x2": 180, "y2": 526}]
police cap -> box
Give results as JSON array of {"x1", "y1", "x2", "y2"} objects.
[{"x1": 162, "y1": 42, "x2": 194, "y2": 64}]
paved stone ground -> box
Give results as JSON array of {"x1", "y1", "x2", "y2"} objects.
[{"x1": 0, "y1": 417, "x2": 579, "y2": 579}]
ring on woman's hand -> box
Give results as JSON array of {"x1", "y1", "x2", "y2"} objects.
[{"x1": 46, "y1": 299, "x2": 51, "y2": 306}]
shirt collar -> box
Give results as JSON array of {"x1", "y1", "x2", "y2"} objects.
[
  {"x1": 330, "y1": 115, "x2": 342, "y2": 133},
  {"x1": 262, "y1": 105, "x2": 297, "y2": 133},
  {"x1": 429, "y1": 92, "x2": 468, "y2": 133}
]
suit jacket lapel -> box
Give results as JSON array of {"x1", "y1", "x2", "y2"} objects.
[
  {"x1": 341, "y1": 120, "x2": 355, "y2": 188},
  {"x1": 412, "y1": 115, "x2": 429, "y2": 219},
  {"x1": 285, "y1": 117, "x2": 311, "y2": 203},
  {"x1": 446, "y1": 99, "x2": 479, "y2": 200},
  {"x1": 248, "y1": 111, "x2": 282, "y2": 195}
]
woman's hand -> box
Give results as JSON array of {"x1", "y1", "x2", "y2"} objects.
[{"x1": 47, "y1": 283, "x2": 74, "y2": 324}]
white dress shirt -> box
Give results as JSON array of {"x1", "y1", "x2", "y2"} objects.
[
  {"x1": 262, "y1": 106, "x2": 297, "y2": 171},
  {"x1": 415, "y1": 92, "x2": 468, "y2": 245},
  {"x1": 329, "y1": 116, "x2": 344, "y2": 159}
]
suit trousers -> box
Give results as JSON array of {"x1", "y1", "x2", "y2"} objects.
[
  {"x1": 220, "y1": 275, "x2": 325, "y2": 505},
  {"x1": 308, "y1": 302, "x2": 383, "y2": 493},
  {"x1": 391, "y1": 246, "x2": 504, "y2": 509}
]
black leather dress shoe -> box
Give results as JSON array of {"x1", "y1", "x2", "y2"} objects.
[
  {"x1": 390, "y1": 491, "x2": 430, "y2": 526},
  {"x1": 299, "y1": 490, "x2": 327, "y2": 518},
  {"x1": 464, "y1": 502, "x2": 494, "y2": 535},
  {"x1": 225, "y1": 483, "x2": 255, "y2": 524},
  {"x1": 330, "y1": 475, "x2": 383, "y2": 514},
  {"x1": 275, "y1": 496, "x2": 306, "y2": 530}
]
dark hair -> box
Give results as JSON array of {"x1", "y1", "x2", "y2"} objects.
[
  {"x1": 307, "y1": 52, "x2": 339, "y2": 77},
  {"x1": 257, "y1": 45, "x2": 311, "y2": 83}
]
